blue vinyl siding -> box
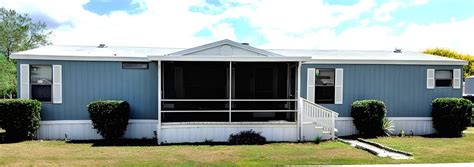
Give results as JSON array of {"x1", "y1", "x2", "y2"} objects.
[
  {"x1": 17, "y1": 60, "x2": 158, "y2": 120},
  {"x1": 301, "y1": 64, "x2": 463, "y2": 117}
]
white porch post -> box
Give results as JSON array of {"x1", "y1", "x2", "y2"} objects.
[
  {"x1": 297, "y1": 61, "x2": 302, "y2": 141},
  {"x1": 229, "y1": 61, "x2": 232, "y2": 122},
  {"x1": 331, "y1": 112, "x2": 336, "y2": 140},
  {"x1": 157, "y1": 60, "x2": 162, "y2": 144}
]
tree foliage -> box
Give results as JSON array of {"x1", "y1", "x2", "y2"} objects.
[
  {"x1": 0, "y1": 7, "x2": 52, "y2": 58},
  {"x1": 424, "y1": 48, "x2": 474, "y2": 78},
  {"x1": 0, "y1": 54, "x2": 16, "y2": 98}
]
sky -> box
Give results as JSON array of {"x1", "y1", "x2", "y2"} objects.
[{"x1": 1, "y1": 0, "x2": 473, "y2": 54}]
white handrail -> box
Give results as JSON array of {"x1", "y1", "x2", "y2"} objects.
[{"x1": 300, "y1": 97, "x2": 339, "y2": 139}]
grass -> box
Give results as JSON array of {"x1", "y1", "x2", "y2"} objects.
[
  {"x1": 370, "y1": 127, "x2": 474, "y2": 163},
  {"x1": 0, "y1": 140, "x2": 396, "y2": 166},
  {"x1": 0, "y1": 128, "x2": 473, "y2": 166}
]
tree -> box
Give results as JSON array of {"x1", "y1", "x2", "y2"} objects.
[
  {"x1": 424, "y1": 48, "x2": 474, "y2": 78},
  {"x1": 0, "y1": 54, "x2": 16, "y2": 98},
  {"x1": 0, "y1": 7, "x2": 52, "y2": 59}
]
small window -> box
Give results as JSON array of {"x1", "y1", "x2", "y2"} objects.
[
  {"x1": 314, "y1": 68, "x2": 335, "y2": 103},
  {"x1": 435, "y1": 70, "x2": 452, "y2": 87},
  {"x1": 122, "y1": 62, "x2": 148, "y2": 69},
  {"x1": 30, "y1": 65, "x2": 52, "y2": 102}
]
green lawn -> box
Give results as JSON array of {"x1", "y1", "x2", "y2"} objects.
[
  {"x1": 369, "y1": 127, "x2": 474, "y2": 164},
  {"x1": 0, "y1": 128, "x2": 473, "y2": 166}
]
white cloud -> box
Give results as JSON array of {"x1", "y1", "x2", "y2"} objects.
[
  {"x1": 228, "y1": 0, "x2": 376, "y2": 32},
  {"x1": 373, "y1": 0, "x2": 429, "y2": 22},
  {"x1": 1, "y1": 0, "x2": 219, "y2": 47},
  {"x1": 1, "y1": 0, "x2": 473, "y2": 55},
  {"x1": 261, "y1": 17, "x2": 474, "y2": 55}
]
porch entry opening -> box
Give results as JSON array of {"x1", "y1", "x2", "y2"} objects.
[{"x1": 161, "y1": 61, "x2": 298, "y2": 123}]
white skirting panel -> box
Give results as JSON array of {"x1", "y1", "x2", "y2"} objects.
[
  {"x1": 335, "y1": 117, "x2": 434, "y2": 136},
  {"x1": 36, "y1": 120, "x2": 158, "y2": 140},
  {"x1": 389, "y1": 117, "x2": 435, "y2": 135},
  {"x1": 335, "y1": 117, "x2": 358, "y2": 136},
  {"x1": 160, "y1": 124, "x2": 298, "y2": 143}
]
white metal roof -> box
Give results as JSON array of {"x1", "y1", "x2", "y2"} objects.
[
  {"x1": 11, "y1": 40, "x2": 468, "y2": 65},
  {"x1": 270, "y1": 49, "x2": 468, "y2": 65}
]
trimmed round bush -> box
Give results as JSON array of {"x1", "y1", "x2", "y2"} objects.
[
  {"x1": 351, "y1": 100, "x2": 386, "y2": 137},
  {"x1": 228, "y1": 130, "x2": 266, "y2": 145},
  {"x1": 87, "y1": 100, "x2": 130, "y2": 140},
  {"x1": 0, "y1": 99, "x2": 41, "y2": 140},
  {"x1": 432, "y1": 98, "x2": 472, "y2": 137}
]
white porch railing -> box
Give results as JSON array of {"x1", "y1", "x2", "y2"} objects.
[{"x1": 299, "y1": 97, "x2": 339, "y2": 139}]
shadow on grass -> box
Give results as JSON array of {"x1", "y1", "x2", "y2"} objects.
[
  {"x1": 67, "y1": 139, "x2": 159, "y2": 147},
  {"x1": 66, "y1": 139, "x2": 314, "y2": 147},
  {"x1": 340, "y1": 133, "x2": 468, "y2": 140},
  {"x1": 0, "y1": 132, "x2": 26, "y2": 144},
  {"x1": 67, "y1": 139, "x2": 240, "y2": 147}
]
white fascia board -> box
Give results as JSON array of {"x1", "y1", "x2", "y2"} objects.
[
  {"x1": 149, "y1": 55, "x2": 311, "y2": 62},
  {"x1": 304, "y1": 59, "x2": 468, "y2": 65},
  {"x1": 10, "y1": 54, "x2": 150, "y2": 62}
]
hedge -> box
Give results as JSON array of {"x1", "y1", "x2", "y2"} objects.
[
  {"x1": 432, "y1": 98, "x2": 472, "y2": 137},
  {"x1": 0, "y1": 99, "x2": 41, "y2": 140},
  {"x1": 87, "y1": 100, "x2": 130, "y2": 140},
  {"x1": 351, "y1": 100, "x2": 387, "y2": 137}
]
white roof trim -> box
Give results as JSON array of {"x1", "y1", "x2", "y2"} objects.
[
  {"x1": 304, "y1": 59, "x2": 468, "y2": 65},
  {"x1": 167, "y1": 39, "x2": 283, "y2": 57},
  {"x1": 149, "y1": 55, "x2": 310, "y2": 62},
  {"x1": 9, "y1": 39, "x2": 469, "y2": 65},
  {"x1": 10, "y1": 54, "x2": 150, "y2": 62}
]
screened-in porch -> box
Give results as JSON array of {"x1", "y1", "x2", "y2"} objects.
[{"x1": 160, "y1": 61, "x2": 299, "y2": 123}]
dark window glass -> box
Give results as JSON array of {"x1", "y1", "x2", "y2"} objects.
[
  {"x1": 31, "y1": 85, "x2": 52, "y2": 102},
  {"x1": 314, "y1": 68, "x2": 335, "y2": 103},
  {"x1": 231, "y1": 112, "x2": 296, "y2": 122},
  {"x1": 162, "y1": 112, "x2": 229, "y2": 122},
  {"x1": 122, "y1": 62, "x2": 149, "y2": 69},
  {"x1": 30, "y1": 65, "x2": 52, "y2": 102},
  {"x1": 435, "y1": 70, "x2": 452, "y2": 87},
  {"x1": 233, "y1": 62, "x2": 296, "y2": 99},
  {"x1": 163, "y1": 62, "x2": 228, "y2": 99}
]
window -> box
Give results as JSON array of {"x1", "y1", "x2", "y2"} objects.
[
  {"x1": 122, "y1": 62, "x2": 148, "y2": 69},
  {"x1": 314, "y1": 68, "x2": 335, "y2": 103},
  {"x1": 435, "y1": 70, "x2": 452, "y2": 87},
  {"x1": 30, "y1": 65, "x2": 52, "y2": 102}
]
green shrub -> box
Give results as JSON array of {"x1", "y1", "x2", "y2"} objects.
[
  {"x1": 432, "y1": 98, "x2": 472, "y2": 137},
  {"x1": 87, "y1": 100, "x2": 130, "y2": 140},
  {"x1": 351, "y1": 100, "x2": 387, "y2": 137},
  {"x1": 228, "y1": 130, "x2": 266, "y2": 145},
  {"x1": 0, "y1": 99, "x2": 41, "y2": 140},
  {"x1": 382, "y1": 118, "x2": 395, "y2": 136}
]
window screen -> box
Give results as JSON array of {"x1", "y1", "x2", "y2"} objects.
[
  {"x1": 30, "y1": 65, "x2": 52, "y2": 102},
  {"x1": 435, "y1": 70, "x2": 452, "y2": 87}
]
